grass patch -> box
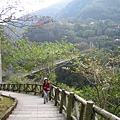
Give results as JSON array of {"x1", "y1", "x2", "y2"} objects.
[{"x1": 0, "y1": 96, "x2": 14, "y2": 115}]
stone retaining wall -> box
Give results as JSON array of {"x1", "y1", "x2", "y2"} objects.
[{"x1": 0, "y1": 95, "x2": 18, "y2": 120}]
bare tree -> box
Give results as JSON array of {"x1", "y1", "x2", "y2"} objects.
[{"x1": 0, "y1": 0, "x2": 53, "y2": 83}]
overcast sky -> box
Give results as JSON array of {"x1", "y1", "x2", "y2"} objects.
[
  {"x1": 1, "y1": 0, "x2": 63, "y2": 12},
  {"x1": 0, "y1": 0, "x2": 63, "y2": 17}
]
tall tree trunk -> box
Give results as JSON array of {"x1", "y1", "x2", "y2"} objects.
[
  {"x1": 0, "y1": 53, "x2": 2, "y2": 83},
  {"x1": 0, "y1": 37, "x2": 2, "y2": 83}
]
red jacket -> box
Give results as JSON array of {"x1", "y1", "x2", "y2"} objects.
[{"x1": 42, "y1": 82, "x2": 50, "y2": 91}]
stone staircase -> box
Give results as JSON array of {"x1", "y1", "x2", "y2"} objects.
[{"x1": 1, "y1": 91, "x2": 66, "y2": 120}]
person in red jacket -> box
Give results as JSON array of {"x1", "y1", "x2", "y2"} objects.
[{"x1": 42, "y1": 77, "x2": 50, "y2": 104}]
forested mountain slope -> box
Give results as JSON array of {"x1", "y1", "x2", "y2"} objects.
[{"x1": 57, "y1": 0, "x2": 120, "y2": 22}]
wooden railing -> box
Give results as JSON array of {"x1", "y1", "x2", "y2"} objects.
[
  {"x1": 0, "y1": 83, "x2": 42, "y2": 95},
  {"x1": 0, "y1": 84, "x2": 119, "y2": 120},
  {"x1": 49, "y1": 85, "x2": 120, "y2": 120}
]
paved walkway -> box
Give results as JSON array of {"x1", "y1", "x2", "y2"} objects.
[{"x1": 0, "y1": 91, "x2": 66, "y2": 120}]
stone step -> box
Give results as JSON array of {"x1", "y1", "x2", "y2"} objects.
[
  {"x1": 7, "y1": 114, "x2": 66, "y2": 120},
  {"x1": 1, "y1": 91, "x2": 66, "y2": 120},
  {"x1": 14, "y1": 104, "x2": 56, "y2": 109},
  {"x1": 14, "y1": 108, "x2": 59, "y2": 111},
  {"x1": 12, "y1": 111, "x2": 60, "y2": 114},
  {"x1": 7, "y1": 117, "x2": 65, "y2": 120},
  {"x1": 9, "y1": 114, "x2": 64, "y2": 117}
]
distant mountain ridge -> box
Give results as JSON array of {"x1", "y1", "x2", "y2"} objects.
[
  {"x1": 31, "y1": 0, "x2": 72, "y2": 18},
  {"x1": 57, "y1": 0, "x2": 91, "y2": 19},
  {"x1": 32, "y1": 0, "x2": 120, "y2": 22},
  {"x1": 57, "y1": 0, "x2": 120, "y2": 22}
]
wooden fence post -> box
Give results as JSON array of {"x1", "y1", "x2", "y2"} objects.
[
  {"x1": 6, "y1": 84, "x2": 9, "y2": 91},
  {"x1": 18, "y1": 84, "x2": 21, "y2": 93},
  {"x1": 3, "y1": 84, "x2": 5, "y2": 90},
  {"x1": 79, "y1": 103, "x2": 85, "y2": 120},
  {"x1": 34, "y1": 84, "x2": 37, "y2": 95},
  {"x1": 85, "y1": 101, "x2": 94, "y2": 120},
  {"x1": 49, "y1": 85, "x2": 53, "y2": 100},
  {"x1": 26, "y1": 84, "x2": 28, "y2": 94},
  {"x1": 12, "y1": 84, "x2": 15, "y2": 92},
  {"x1": 55, "y1": 87, "x2": 59, "y2": 106},
  {"x1": 59, "y1": 89, "x2": 65, "y2": 113},
  {"x1": 67, "y1": 92, "x2": 74, "y2": 120},
  {"x1": 23, "y1": 84, "x2": 25, "y2": 93},
  {"x1": 39, "y1": 84, "x2": 42, "y2": 94}
]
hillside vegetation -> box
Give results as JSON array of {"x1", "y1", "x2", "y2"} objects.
[
  {"x1": 26, "y1": 0, "x2": 120, "y2": 53},
  {"x1": 0, "y1": 96, "x2": 14, "y2": 115},
  {"x1": 57, "y1": 0, "x2": 120, "y2": 22}
]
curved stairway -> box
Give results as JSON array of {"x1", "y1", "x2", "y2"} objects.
[{"x1": 0, "y1": 91, "x2": 66, "y2": 120}]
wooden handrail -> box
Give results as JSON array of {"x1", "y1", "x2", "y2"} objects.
[
  {"x1": 0, "y1": 83, "x2": 42, "y2": 95},
  {"x1": 93, "y1": 105, "x2": 120, "y2": 120},
  {"x1": 50, "y1": 85, "x2": 120, "y2": 120},
  {"x1": 0, "y1": 84, "x2": 120, "y2": 120}
]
